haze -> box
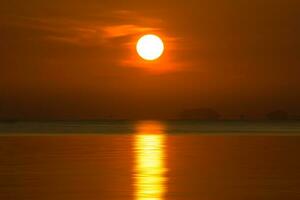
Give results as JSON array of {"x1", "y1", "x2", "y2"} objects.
[{"x1": 0, "y1": 0, "x2": 299, "y2": 120}]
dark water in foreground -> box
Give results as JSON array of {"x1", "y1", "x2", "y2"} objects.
[{"x1": 0, "y1": 121, "x2": 300, "y2": 200}]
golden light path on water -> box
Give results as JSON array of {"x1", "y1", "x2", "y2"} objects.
[{"x1": 134, "y1": 121, "x2": 167, "y2": 200}]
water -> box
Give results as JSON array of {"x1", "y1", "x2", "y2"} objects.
[{"x1": 0, "y1": 121, "x2": 300, "y2": 200}]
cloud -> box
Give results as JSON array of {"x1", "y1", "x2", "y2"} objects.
[
  {"x1": 2, "y1": 10, "x2": 164, "y2": 47},
  {"x1": 102, "y1": 24, "x2": 159, "y2": 39},
  {"x1": 1, "y1": 10, "x2": 184, "y2": 73}
]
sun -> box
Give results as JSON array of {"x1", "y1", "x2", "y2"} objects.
[{"x1": 136, "y1": 34, "x2": 164, "y2": 61}]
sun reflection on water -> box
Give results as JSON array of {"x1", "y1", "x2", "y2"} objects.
[{"x1": 134, "y1": 121, "x2": 167, "y2": 200}]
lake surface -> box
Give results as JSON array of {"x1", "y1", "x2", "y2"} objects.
[{"x1": 0, "y1": 121, "x2": 300, "y2": 200}]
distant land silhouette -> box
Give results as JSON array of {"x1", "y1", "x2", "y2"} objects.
[
  {"x1": 179, "y1": 108, "x2": 221, "y2": 120},
  {"x1": 1, "y1": 108, "x2": 300, "y2": 121},
  {"x1": 266, "y1": 110, "x2": 289, "y2": 120},
  {"x1": 265, "y1": 110, "x2": 300, "y2": 120}
]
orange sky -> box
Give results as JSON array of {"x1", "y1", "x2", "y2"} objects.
[{"x1": 0, "y1": 0, "x2": 299, "y2": 119}]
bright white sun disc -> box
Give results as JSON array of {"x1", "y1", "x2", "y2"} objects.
[{"x1": 136, "y1": 34, "x2": 164, "y2": 61}]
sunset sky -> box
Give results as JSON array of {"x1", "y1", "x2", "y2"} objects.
[{"x1": 0, "y1": 0, "x2": 299, "y2": 119}]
